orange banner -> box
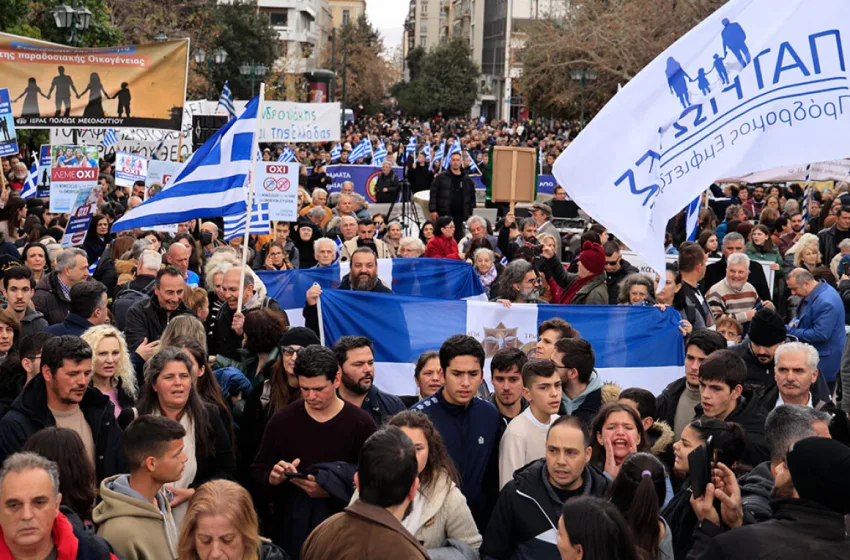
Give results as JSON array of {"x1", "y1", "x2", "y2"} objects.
[{"x1": 1, "y1": 32, "x2": 188, "y2": 131}]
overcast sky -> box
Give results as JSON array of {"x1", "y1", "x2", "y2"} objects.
[{"x1": 366, "y1": 0, "x2": 407, "y2": 51}]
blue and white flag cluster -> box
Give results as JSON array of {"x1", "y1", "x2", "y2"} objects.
[
  {"x1": 111, "y1": 96, "x2": 261, "y2": 233},
  {"x1": 224, "y1": 202, "x2": 270, "y2": 242},
  {"x1": 319, "y1": 290, "x2": 686, "y2": 396},
  {"x1": 217, "y1": 81, "x2": 237, "y2": 120}
]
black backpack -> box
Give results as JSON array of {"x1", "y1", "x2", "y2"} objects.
[{"x1": 113, "y1": 280, "x2": 155, "y2": 331}]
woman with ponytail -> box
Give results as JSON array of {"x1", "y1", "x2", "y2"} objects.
[
  {"x1": 662, "y1": 418, "x2": 747, "y2": 559},
  {"x1": 609, "y1": 453, "x2": 673, "y2": 560}
]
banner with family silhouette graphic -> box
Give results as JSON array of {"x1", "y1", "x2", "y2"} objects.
[
  {"x1": 552, "y1": 0, "x2": 850, "y2": 284},
  {"x1": 0, "y1": 32, "x2": 189, "y2": 131}
]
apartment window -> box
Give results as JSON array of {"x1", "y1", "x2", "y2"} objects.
[
  {"x1": 342, "y1": 9, "x2": 350, "y2": 26},
  {"x1": 269, "y1": 11, "x2": 288, "y2": 27}
]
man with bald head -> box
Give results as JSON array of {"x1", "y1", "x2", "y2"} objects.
[{"x1": 211, "y1": 267, "x2": 285, "y2": 360}]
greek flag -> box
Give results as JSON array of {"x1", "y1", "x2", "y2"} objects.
[
  {"x1": 21, "y1": 160, "x2": 38, "y2": 199},
  {"x1": 223, "y1": 202, "x2": 270, "y2": 241},
  {"x1": 217, "y1": 81, "x2": 237, "y2": 120},
  {"x1": 101, "y1": 129, "x2": 118, "y2": 148},
  {"x1": 330, "y1": 143, "x2": 341, "y2": 162},
  {"x1": 373, "y1": 138, "x2": 387, "y2": 165},
  {"x1": 443, "y1": 140, "x2": 461, "y2": 170},
  {"x1": 111, "y1": 95, "x2": 261, "y2": 233},
  {"x1": 349, "y1": 137, "x2": 372, "y2": 162},
  {"x1": 405, "y1": 135, "x2": 417, "y2": 158},
  {"x1": 685, "y1": 195, "x2": 701, "y2": 241},
  {"x1": 422, "y1": 143, "x2": 431, "y2": 162},
  {"x1": 278, "y1": 146, "x2": 296, "y2": 163},
  {"x1": 465, "y1": 151, "x2": 481, "y2": 175}
]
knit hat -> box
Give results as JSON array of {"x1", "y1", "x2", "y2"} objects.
[
  {"x1": 279, "y1": 327, "x2": 321, "y2": 349},
  {"x1": 748, "y1": 308, "x2": 786, "y2": 346},
  {"x1": 787, "y1": 437, "x2": 850, "y2": 515},
  {"x1": 579, "y1": 241, "x2": 606, "y2": 275}
]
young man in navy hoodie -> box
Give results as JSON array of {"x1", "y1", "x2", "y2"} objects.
[{"x1": 411, "y1": 334, "x2": 500, "y2": 530}]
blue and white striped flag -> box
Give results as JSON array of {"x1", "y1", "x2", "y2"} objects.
[
  {"x1": 111, "y1": 95, "x2": 261, "y2": 233},
  {"x1": 278, "y1": 146, "x2": 296, "y2": 163},
  {"x1": 685, "y1": 195, "x2": 701, "y2": 241},
  {"x1": 349, "y1": 137, "x2": 372, "y2": 162},
  {"x1": 21, "y1": 160, "x2": 38, "y2": 199},
  {"x1": 405, "y1": 135, "x2": 417, "y2": 159},
  {"x1": 443, "y1": 140, "x2": 461, "y2": 170},
  {"x1": 464, "y1": 151, "x2": 481, "y2": 175},
  {"x1": 217, "y1": 81, "x2": 237, "y2": 120},
  {"x1": 224, "y1": 202, "x2": 270, "y2": 241},
  {"x1": 422, "y1": 143, "x2": 431, "y2": 162},
  {"x1": 330, "y1": 143, "x2": 341, "y2": 162},
  {"x1": 372, "y1": 138, "x2": 387, "y2": 165},
  {"x1": 101, "y1": 129, "x2": 118, "y2": 148}
]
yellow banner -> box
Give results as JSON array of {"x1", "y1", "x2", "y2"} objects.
[{"x1": 0, "y1": 32, "x2": 189, "y2": 131}]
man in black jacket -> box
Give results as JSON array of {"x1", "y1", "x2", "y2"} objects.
[
  {"x1": 691, "y1": 436, "x2": 850, "y2": 559},
  {"x1": 303, "y1": 248, "x2": 393, "y2": 336},
  {"x1": 332, "y1": 336, "x2": 405, "y2": 426},
  {"x1": 0, "y1": 336, "x2": 125, "y2": 483},
  {"x1": 429, "y1": 151, "x2": 476, "y2": 242},
  {"x1": 702, "y1": 232, "x2": 771, "y2": 301},
  {"x1": 124, "y1": 266, "x2": 195, "y2": 351},
  {"x1": 481, "y1": 415, "x2": 608, "y2": 560}
]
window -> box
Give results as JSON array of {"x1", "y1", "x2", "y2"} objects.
[
  {"x1": 342, "y1": 9, "x2": 350, "y2": 26},
  {"x1": 269, "y1": 11, "x2": 288, "y2": 27}
]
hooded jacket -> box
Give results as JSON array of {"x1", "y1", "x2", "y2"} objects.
[
  {"x1": 32, "y1": 271, "x2": 71, "y2": 325},
  {"x1": 93, "y1": 474, "x2": 179, "y2": 560},
  {"x1": 559, "y1": 371, "x2": 604, "y2": 424},
  {"x1": 481, "y1": 459, "x2": 609, "y2": 560},
  {"x1": 0, "y1": 374, "x2": 125, "y2": 482}
]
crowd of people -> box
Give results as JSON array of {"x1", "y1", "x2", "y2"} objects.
[{"x1": 0, "y1": 113, "x2": 849, "y2": 560}]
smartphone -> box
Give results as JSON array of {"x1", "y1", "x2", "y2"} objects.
[
  {"x1": 283, "y1": 471, "x2": 309, "y2": 480},
  {"x1": 689, "y1": 435, "x2": 715, "y2": 498}
]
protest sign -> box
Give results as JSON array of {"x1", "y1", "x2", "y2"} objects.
[
  {"x1": 255, "y1": 162, "x2": 299, "y2": 221},
  {"x1": 36, "y1": 145, "x2": 51, "y2": 198},
  {"x1": 61, "y1": 185, "x2": 101, "y2": 247},
  {"x1": 257, "y1": 102, "x2": 340, "y2": 142},
  {"x1": 0, "y1": 88, "x2": 18, "y2": 157},
  {"x1": 114, "y1": 151, "x2": 147, "y2": 188},
  {"x1": 49, "y1": 145, "x2": 99, "y2": 212},
  {"x1": 2, "y1": 32, "x2": 189, "y2": 130}
]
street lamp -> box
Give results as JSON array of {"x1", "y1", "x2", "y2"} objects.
[
  {"x1": 239, "y1": 62, "x2": 268, "y2": 98},
  {"x1": 194, "y1": 47, "x2": 229, "y2": 100},
  {"x1": 570, "y1": 68, "x2": 598, "y2": 129},
  {"x1": 52, "y1": 1, "x2": 93, "y2": 47}
]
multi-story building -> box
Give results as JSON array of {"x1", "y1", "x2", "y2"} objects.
[{"x1": 330, "y1": 0, "x2": 367, "y2": 28}]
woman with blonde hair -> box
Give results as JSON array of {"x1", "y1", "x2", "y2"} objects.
[
  {"x1": 179, "y1": 479, "x2": 286, "y2": 559},
  {"x1": 81, "y1": 325, "x2": 138, "y2": 417}
]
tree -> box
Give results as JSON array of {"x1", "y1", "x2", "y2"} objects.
[
  {"x1": 418, "y1": 38, "x2": 479, "y2": 117},
  {"x1": 406, "y1": 46, "x2": 426, "y2": 81},
  {"x1": 519, "y1": 0, "x2": 728, "y2": 117},
  {"x1": 2, "y1": 0, "x2": 122, "y2": 47}
]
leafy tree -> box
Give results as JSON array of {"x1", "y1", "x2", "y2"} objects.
[{"x1": 418, "y1": 38, "x2": 479, "y2": 117}]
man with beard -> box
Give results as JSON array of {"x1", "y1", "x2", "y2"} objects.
[
  {"x1": 332, "y1": 336, "x2": 405, "y2": 426},
  {"x1": 493, "y1": 260, "x2": 543, "y2": 305},
  {"x1": 705, "y1": 253, "x2": 770, "y2": 327},
  {"x1": 303, "y1": 248, "x2": 393, "y2": 336}
]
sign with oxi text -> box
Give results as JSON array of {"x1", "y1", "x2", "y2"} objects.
[
  {"x1": 0, "y1": 88, "x2": 18, "y2": 157},
  {"x1": 36, "y1": 145, "x2": 51, "y2": 198},
  {"x1": 49, "y1": 144, "x2": 99, "y2": 212},
  {"x1": 258, "y1": 102, "x2": 340, "y2": 142},
  {"x1": 255, "y1": 161, "x2": 300, "y2": 221},
  {"x1": 553, "y1": 0, "x2": 850, "y2": 285},
  {"x1": 114, "y1": 151, "x2": 147, "y2": 188},
  {"x1": 61, "y1": 185, "x2": 102, "y2": 247}
]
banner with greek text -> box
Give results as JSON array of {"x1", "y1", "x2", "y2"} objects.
[
  {"x1": 1, "y1": 32, "x2": 189, "y2": 130},
  {"x1": 257, "y1": 101, "x2": 340, "y2": 142},
  {"x1": 553, "y1": 0, "x2": 850, "y2": 282}
]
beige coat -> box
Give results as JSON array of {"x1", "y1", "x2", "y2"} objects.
[{"x1": 351, "y1": 471, "x2": 481, "y2": 550}]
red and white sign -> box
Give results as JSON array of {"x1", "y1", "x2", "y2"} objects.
[{"x1": 255, "y1": 161, "x2": 299, "y2": 221}]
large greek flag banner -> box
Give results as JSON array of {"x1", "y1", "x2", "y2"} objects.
[
  {"x1": 257, "y1": 258, "x2": 486, "y2": 327},
  {"x1": 553, "y1": 0, "x2": 850, "y2": 285},
  {"x1": 319, "y1": 291, "x2": 686, "y2": 397}
]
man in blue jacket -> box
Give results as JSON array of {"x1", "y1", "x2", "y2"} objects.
[
  {"x1": 787, "y1": 268, "x2": 847, "y2": 392},
  {"x1": 411, "y1": 334, "x2": 500, "y2": 530}
]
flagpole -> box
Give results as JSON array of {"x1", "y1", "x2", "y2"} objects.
[{"x1": 237, "y1": 83, "x2": 266, "y2": 312}]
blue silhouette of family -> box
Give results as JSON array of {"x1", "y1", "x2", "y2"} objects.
[
  {"x1": 13, "y1": 66, "x2": 132, "y2": 119},
  {"x1": 665, "y1": 18, "x2": 751, "y2": 109}
]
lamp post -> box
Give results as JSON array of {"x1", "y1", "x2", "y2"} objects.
[
  {"x1": 570, "y1": 68, "x2": 598, "y2": 129},
  {"x1": 194, "y1": 48, "x2": 229, "y2": 100},
  {"x1": 240, "y1": 62, "x2": 268, "y2": 98},
  {"x1": 51, "y1": 1, "x2": 93, "y2": 47}
]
